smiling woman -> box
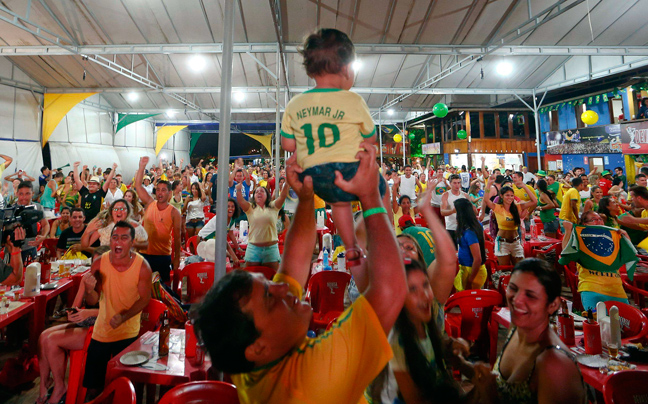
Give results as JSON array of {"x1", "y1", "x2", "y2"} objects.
[
  {"x1": 80, "y1": 199, "x2": 149, "y2": 252},
  {"x1": 470, "y1": 259, "x2": 588, "y2": 404}
]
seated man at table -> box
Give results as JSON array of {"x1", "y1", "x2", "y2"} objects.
[
  {"x1": 82, "y1": 221, "x2": 152, "y2": 400},
  {"x1": 56, "y1": 208, "x2": 98, "y2": 259},
  {"x1": 0, "y1": 226, "x2": 26, "y2": 286},
  {"x1": 197, "y1": 142, "x2": 407, "y2": 403}
]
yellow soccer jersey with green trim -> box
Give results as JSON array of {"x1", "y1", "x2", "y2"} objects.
[
  {"x1": 232, "y1": 272, "x2": 392, "y2": 404},
  {"x1": 281, "y1": 88, "x2": 376, "y2": 170}
]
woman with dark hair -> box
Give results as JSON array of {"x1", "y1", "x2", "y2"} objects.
[
  {"x1": 49, "y1": 206, "x2": 71, "y2": 238},
  {"x1": 453, "y1": 198, "x2": 487, "y2": 291},
  {"x1": 472, "y1": 258, "x2": 587, "y2": 404},
  {"x1": 237, "y1": 183, "x2": 289, "y2": 270},
  {"x1": 169, "y1": 180, "x2": 184, "y2": 211},
  {"x1": 182, "y1": 182, "x2": 209, "y2": 239},
  {"x1": 597, "y1": 196, "x2": 622, "y2": 228},
  {"x1": 582, "y1": 185, "x2": 602, "y2": 214},
  {"x1": 536, "y1": 179, "x2": 559, "y2": 238},
  {"x1": 483, "y1": 175, "x2": 537, "y2": 265},
  {"x1": 392, "y1": 176, "x2": 416, "y2": 235},
  {"x1": 390, "y1": 258, "x2": 473, "y2": 404}
]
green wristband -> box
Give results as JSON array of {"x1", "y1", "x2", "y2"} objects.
[{"x1": 362, "y1": 207, "x2": 387, "y2": 219}]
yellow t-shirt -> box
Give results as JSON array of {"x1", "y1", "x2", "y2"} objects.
[
  {"x1": 245, "y1": 204, "x2": 280, "y2": 244},
  {"x1": 513, "y1": 184, "x2": 533, "y2": 202},
  {"x1": 638, "y1": 209, "x2": 648, "y2": 230},
  {"x1": 233, "y1": 273, "x2": 392, "y2": 404},
  {"x1": 559, "y1": 188, "x2": 581, "y2": 223},
  {"x1": 281, "y1": 89, "x2": 376, "y2": 169},
  {"x1": 119, "y1": 183, "x2": 128, "y2": 193},
  {"x1": 492, "y1": 204, "x2": 518, "y2": 231},
  {"x1": 416, "y1": 182, "x2": 427, "y2": 194},
  {"x1": 577, "y1": 263, "x2": 626, "y2": 298},
  {"x1": 313, "y1": 194, "x2": 326, "y2": 210}
]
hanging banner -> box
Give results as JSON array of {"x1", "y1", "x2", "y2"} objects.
[
  {"x1": 621, "y1": 121, "x2": 648, "y2": 154},
  {"x1": 544, "y1": 124, "x2": 622, "y2": 155},
  {"x1": 421, "y1": 142, "x2": 441, "y2": 155},
  {"x1": 242, "y1": 132, "x2": 273, "y2": 154},
  {"x1": 155, "y1": 125, "x2": 187, "y2": 155},
  {"x1": 42, "y1": 93, "x2": 96, "y2": 146},
  {"x1": 189, "y1": 132, "x2": 204, "y2": 155},
  {"x1": 116, "y1": 113, "x2": 160, "y2": 133}
]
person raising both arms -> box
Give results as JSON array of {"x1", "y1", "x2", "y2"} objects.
[{"x1": 482, "y1": 175, "x2": 537, "y2": 266}]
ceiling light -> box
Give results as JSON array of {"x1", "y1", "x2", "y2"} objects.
[
  {"x1": 233, "y1": 92, "x2": 245, "y2": 102},
  {"x1": 387, "y1": 109, "x2": 394, "y2": 116},
  {"x1": 496, "y1": 61, "x2": 513, "y2": 76},
  {"x1": 188, "y1": 54, "x2": 207, "y2": 72},
  {"x1": 127, "y1": 92, "x2": 139, "y2": 102},
  {"x1": 166, "y1": 109, "x2": 176, "y2": 118},
  {"x1": 352, "y1": 60, "x2": 362, "y2": 72}
]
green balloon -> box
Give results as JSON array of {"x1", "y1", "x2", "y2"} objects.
[
  {"x1": 408, "y1": 133, "x2": 416, "y2": 140},
  {"x1": 457, "y1": 130, "x2": 467, "y2": 139},
  {"x1": 433, "y1": 103, "x2": 448, "y2": 118}
]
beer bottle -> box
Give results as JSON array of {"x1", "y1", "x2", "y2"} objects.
[{"x1": 158, "y1": 310, "x2": 170, "y2": 356}]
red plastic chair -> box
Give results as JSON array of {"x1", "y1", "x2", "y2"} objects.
[
  {"x1": 620, "y1": 265, "x2": 648, "y2": 309},
  {"x1": 175, "y1": 262, "x2": 215, "y2": 303},
  {"x1": 86, "y1": 377, "x2": 136, "y2": 404},
  {"x1": 484, "y1": 240, "x2": 496, "y2": 261},
  {"x1": 66, "y1": 326, "x2": 94, "y2": 404},
  {"x1": 602, "y1": 300, "x2": 648, "y2": 344},
  {"x1": 324, "y1": 209, "x2": 336, "y2": 235},
  {"x1": 205, "y1": 212, "x2": 215, "y2": 221},
  {"x1": 158, "y1": 381, "x2": 239, "y2": 404},
  {"x1": 203, "y1": 205, "x2": 210, "y2": 214},
  {"x1": 415, "y1": 216, "x2": 428, "y2": 228},
  {"x1": 139, "y1": 298, "x2": 167, "y2": 336},
  {"x1": 185, "y1": 235, "x2": 198, "y2": 255},
  {"x1": 602, "y1": 370, "x2": 648, "y2": 404},
  {"x1": 444, "y1": 289, "x2": 502, "y2": 362},
  {"x1": 497, "y1": 274, "x2": 511, "y2": 303},
  {"x1": 306, "y1": 271, "x2": 351, "y2": 331},
  {"x1": 563, "y1": 262, "x2": 584, "y2": 312},
  {"x1": 244, "y1": 265, "x2": 277, "y2": 281}
]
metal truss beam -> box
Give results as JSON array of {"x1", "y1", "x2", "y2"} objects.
[
  {"x1": 3, "y1": 43, "x2": 648, "y2": 57},
  {"x1": 45, "y1": 86, "x2": 535, "y2": 95},
  {"x1": 0, "y1": 75, "x2": 45, "y2": 93},
  {"x1": 376, "y1": 0, "x2": 587, "y2": 114},
  {"x1": 116, "y1": 107, "x2": 439, "y2": 114}
]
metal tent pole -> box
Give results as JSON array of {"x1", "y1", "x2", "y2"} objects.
[
  {"x1": 214, "y1": 0, "x2": 235, "y2": 282},
  {"x1": 274, "y1": 49, "x2": 281, "y2": 180},
  {"x1": 532, "y1": 88, "x2": 543, "y2": 170},
  {"x1": 402, "y1": 120, "x2": 406, "y2": 166},
  {"x1": 379, "y1": 109, "x2": 383, "y2": 168}
]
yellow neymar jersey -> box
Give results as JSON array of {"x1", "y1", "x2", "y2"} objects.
[
  {"x1": 559, "y1": 188, "x2": 581, "y2": 223},
  {"x1": 281, "y1": 89, "x2": 376, "y2": 169},
  {"x1": 232, "y1": 272, "x2": 392, "y2": 404}
]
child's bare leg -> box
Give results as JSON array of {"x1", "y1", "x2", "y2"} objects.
[{"x1": 331, "y1": 203, "x2": 360, "y2": 260}]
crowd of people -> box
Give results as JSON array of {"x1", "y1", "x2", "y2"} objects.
[{"x1": 0, "y1": 28, "x2": 644, "y2": 404}]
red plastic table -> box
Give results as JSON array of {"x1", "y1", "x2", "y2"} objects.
[
  {"x1": 523, "y1": 235, "x2": 560, "y2": 257},
  {"x1": 0, "y1": 298, "x2": 35, "y2": 330},
  {"x1": 106, "y1": 329, "x2": 211, "y2": 390},
  {"x1": 490, "y1": 307, "x2": 648, "y2": 392}
]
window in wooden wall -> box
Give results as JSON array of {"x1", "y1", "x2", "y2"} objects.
[
  {"x1": 483, "y1": 113, "x2": 496, "y2": 138},
  {"x1": 512, "y1": 113, "x2": 526, "y2": 137},
  {"x1": 469, "y1": 112, "x2": 480, "y2": 138},
  {"x1": 498, "y1": 112, "x2": 510, "y2": 138}
]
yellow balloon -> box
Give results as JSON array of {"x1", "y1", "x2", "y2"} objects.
[
  {"x1": 581, "y1": 110, "x2": 599, "y2": 125},
  {"x1": 393, "y1": 134, "x2": 403, "y2": 143}
]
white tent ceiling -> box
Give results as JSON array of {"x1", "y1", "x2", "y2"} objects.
[{"x1": 0, "y1": 0, "x2": 645, "y2": 123}]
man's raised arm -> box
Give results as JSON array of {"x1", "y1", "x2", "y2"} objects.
[
  {"x1": 278, "y1": 155, "x2": 317, "y2": 289},
  {"x1": 135, "y1": 157, "x2": 154, "y2": 207},
  {"x1": 335, "y1": 142, "x2": 407, "y2": 334}
]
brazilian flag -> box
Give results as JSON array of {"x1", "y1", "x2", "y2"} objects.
[{"x1": 559, "y1": 225, "x2": 638, "y2": 280}]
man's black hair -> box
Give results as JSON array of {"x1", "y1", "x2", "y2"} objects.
[
  {"x1": 572, "y1": 177, "x2": 583, "y2": 187},
  {"x1": 157, "y1": 180, "x2": 171, "y2": 191},
  {"x1": 40, "y1": 166, "x2": 49, "y2": 173},
  {"x1": 17, "y1": 181, "x2": 32, "y2": 191},
  {"x1": 112, "y1": 220, "x2": 135, "y2": 240},
  {"x1": 196, "y1": 270, "x2": 259, "y2": 374}
]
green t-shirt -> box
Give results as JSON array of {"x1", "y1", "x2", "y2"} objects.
[{"x1": 402, "y1": 226, "x2": 436, "y2": 268}]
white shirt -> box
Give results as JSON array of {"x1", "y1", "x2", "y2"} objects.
[
  {"x1": 143, "y1": 183, "x2": 154, "y2": 195},
  {"x1": 103, "y1": 188, "x2": 123, "y2": 207},
  {"x1": 190, "y1": 174, "x2": 199, "y2": 184},
  {"x1": 400, "y1": 175, "x2": 417, "y2": 201},
  {"x1": 523, "y1": 172, "x2": 537, "y2": 183}
]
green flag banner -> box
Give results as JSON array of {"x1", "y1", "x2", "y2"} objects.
[
  {"x1": 190, "y1": 132, "x2": 204, "y2": 155},
  {"x1": 603, "y1": 94, "x2": 609, "y2": 102},
  {"x1": 116, "y1": 113, "x2": 160, "y2": 133},
  {"x1": 595, "y1": 95, "x2": 601, "y2": 104}
]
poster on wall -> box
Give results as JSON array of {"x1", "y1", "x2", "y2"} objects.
[
  {"x1": 544, "y1": 124, "x2": 621, "y2": 154},
  {"x1": 621, "y1": 121, "x2": 648, "y2": 153},
  {"x1": 421, "y1": 142, "x2": 441, "y2": 154},
  {"x1": 557, "y1": 160, "x2": 563, "y2": 170}
]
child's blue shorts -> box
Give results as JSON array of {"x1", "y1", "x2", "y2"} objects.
[{"x1": 298, "y1": 161, "x2": 387, "y2": 203}]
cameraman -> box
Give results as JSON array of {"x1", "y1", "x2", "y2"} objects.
[
  {"x1": 16, "y1": 181, "x2": 49, "y2": 260},
  {"x1": 1, "y1": 226, "x2": 25, "y2": 285}
]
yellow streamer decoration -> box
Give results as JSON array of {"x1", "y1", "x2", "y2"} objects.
[
  {"x1": 42, "y1": 93, "x2": 97, "y2": 147},
  {"x1": 242, "y1": 132, "x2": 273, "y2": 154},
  {"x1": 155, "y1": 125, "x2": 188, "y2": 155}
]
